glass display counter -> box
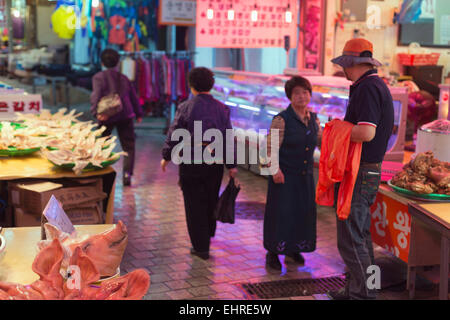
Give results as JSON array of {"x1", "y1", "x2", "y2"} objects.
[{"x1": 211, "y1": 69, "x2": 408, "y2": 173}]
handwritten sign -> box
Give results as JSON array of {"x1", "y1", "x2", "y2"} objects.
[
  {"x1": 370, "y1": 192, "x2": 411, "y2": 263},
  {"x1": 0, "y1": 94, "x2": 42, "y2": 120},
  {"x1": 159, "y1": 0, "x2": 196, "y2": 26},
  {"x1": 42, "y1": 195, "x2": 75, "y2": 236},
  {"x1": 196, "y1": 0, "x2": 298, "y2": 48}
]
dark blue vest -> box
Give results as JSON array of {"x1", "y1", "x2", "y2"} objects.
[{"x1": 278, "y1": 106, "x2": 318, "y2": 175}]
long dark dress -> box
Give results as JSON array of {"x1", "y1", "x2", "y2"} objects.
[{"x1": 263, "y1": 105, "x2": 318, "y2": 254}]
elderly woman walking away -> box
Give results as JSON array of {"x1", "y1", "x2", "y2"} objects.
[
  {"x1": 91, "y1": 49, "x2": 143, "y2": 186},
  {"x1": 263, "y1": 76, "x2": 322, "y2": 270},
  {"x1": 161, "y1": 67, "x2": 238, "y2": 260}
]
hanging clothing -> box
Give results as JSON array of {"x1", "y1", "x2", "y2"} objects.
[
  {"x1": 12, "y1": 16, "x2": 25, "y2": 39},
  {"x1": 264, "y1": 106, "x2": 319, "y2": 254},
  {"x1": 124, "y1": 26, "x2": 140, "y2": 52},
  {"x1": 121, "y1": 57, "x2": 136, "y2": 81},
  {"x1": 108, "y1": 15, "x2": 127, "y2": 45},
  {"x1": 73, "y1": 18, "x2": 90, "y2": 64},
  {"x1": 170, "y1": 59, "x2": 177, "y2": 102}
]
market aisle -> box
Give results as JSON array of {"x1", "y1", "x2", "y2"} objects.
[
  {"x1": 110, "y1": 129, "x2": 437, "y2": 300},
  {"x1": 107, "y1": 129, "x2": 341, "y2": 300}
]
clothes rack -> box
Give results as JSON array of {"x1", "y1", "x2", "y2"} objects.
[{"x1": 118, "y1": 50, "x2": 195, "y2": 118}]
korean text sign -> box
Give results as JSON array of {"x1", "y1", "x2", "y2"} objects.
[
  {"x1": 0, "y1": 94, "x2": 42, "y2": 120},
  {"x1": 159, "y1": 0, "x2": 196, "y2": 26},
  {"x1": 370, "y1": 192, "x2": 411, "y2": 263},
  {"x1": 196, "y1": 0, "x2": 298, "y2": 49}
]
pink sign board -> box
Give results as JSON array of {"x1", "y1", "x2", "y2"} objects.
[{"x1": 196, "y1": 0, "x2": 298, "y2": 49}]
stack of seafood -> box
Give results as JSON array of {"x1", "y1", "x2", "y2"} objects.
[
  {"x1": 15, "y1": 108, "x2": 82, "y2": 130},
  {"x1": 40, "y1": 127, "x2": 126, "y2": 175},
  {"x1": 0, "y1": 221, "x2": 150, "y2": 300},
  {"x1": 391, "y1": 151, "x2": 450, "y2": 195},
  {"x1": 0, "y1": 121, "x2": 42, "y2": 150},
  {"x1": 1, "y1": 109, "x2": 127, "y2": 174}
]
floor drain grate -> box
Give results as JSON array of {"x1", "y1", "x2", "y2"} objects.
[{"x1": 236, "y1": 276, "x2": 346, "y2": 299}]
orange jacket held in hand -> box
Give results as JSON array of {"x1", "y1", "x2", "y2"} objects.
[{"x1": 316, "y1": 119, "x2": 362, "y2": 220}]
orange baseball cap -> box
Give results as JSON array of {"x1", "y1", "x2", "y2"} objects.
[{"x1": 331, "y1": 38, "x2": 382, "y2": 68}]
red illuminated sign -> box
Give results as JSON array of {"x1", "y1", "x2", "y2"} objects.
[{"x1": 196, "y1": 0, "x2": 298, "y2": 49}]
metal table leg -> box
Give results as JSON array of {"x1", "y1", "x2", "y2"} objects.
[
  {"x1": 407, "y1": 266, "x2": 416, "y2": 299},
  {"x1": 65, "y1": 83, "x2": 70, "y2": 109},
  {"x1": 52, "y1": 78, "x2": 57, "y2": 106},
  {"x1": 440, "y1": 236, "x2": 449, "y2": 300}
]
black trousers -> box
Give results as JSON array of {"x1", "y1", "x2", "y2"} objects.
[
  {"x1": 102, "y1": 118, "x2": 136, "y2": 176},
  {"x1": 179, "y1": 164, "x2": 224, "y2": 253}
]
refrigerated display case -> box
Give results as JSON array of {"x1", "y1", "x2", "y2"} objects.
[{"x1": 211, "y1": 69, "x2": 408, "y2": 173}]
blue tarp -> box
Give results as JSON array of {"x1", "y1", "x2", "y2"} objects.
[{"x1": 396, "y1": 0, "x2": 424, "y2": 24}]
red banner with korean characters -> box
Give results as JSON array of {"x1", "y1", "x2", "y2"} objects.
[
  {"x1": 196, "y1": 0, "x2": 298, "y2": 49},
  {"x1": 370, "y1": 192, "x2": 412, "y2": 263},
  {"x1": 0, "y1": 94, "x2": 42, "y2": 120}
]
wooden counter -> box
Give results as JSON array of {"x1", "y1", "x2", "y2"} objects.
[
  {"x1": 0, "y1": 154, "x2": 115, "y2": 180},
  {"x1": 408, "y1": 203, "x2": 450, "y2": 300},
  {"x1": 0, "y1": 154, "x2": 116, "y2": 224},
  {"x1": 0, "y1": 224, "x2": 114, "y2": 284}
]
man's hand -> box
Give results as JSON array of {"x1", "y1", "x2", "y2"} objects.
[
  {"x1": 161, "y1": 159, "x2": 169, "y2": 172},
  {"x1": 272, "y1": 169, "x2": 285, "y2": 184},
  {"x1": 136, "y1": 117, "x2": 143, "y2": 124},
  {"x1": 97, "y1": 114, "x2": 108, "y2": 122}
]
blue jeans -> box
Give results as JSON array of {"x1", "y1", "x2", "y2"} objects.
[{"x1": 335, "y1": 165, "x2": 381, "y2": 300}]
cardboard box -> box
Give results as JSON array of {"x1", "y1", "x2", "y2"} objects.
[
  {"x1": 8, "y1": 178, "x2": 106, "y2": 216},
  {"x1": 65, "y1": 203, "x2": 103, "y2": 225},
  {"x1": 14, "y1": 207, "x2": 41, "y2": 227},
  {"x1": 16, "y1": 202, "x2": 103, "y2": 227}
]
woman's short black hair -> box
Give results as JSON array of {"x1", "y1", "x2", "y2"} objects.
[
  {"x1": 101, "y1": 49, "x2": 120, "y2": 68},
  {"x1": 284, "y1": 76, "x2": 312, "y2": 99},
  {"x1": 188, "y1": 67, "x2": 215, "y2": 92}
]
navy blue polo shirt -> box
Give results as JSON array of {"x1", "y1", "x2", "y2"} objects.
[{"x1": 344, "y1": 69, "x2": 394, "y2": 163}]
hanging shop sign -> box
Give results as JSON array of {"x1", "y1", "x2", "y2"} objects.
[
  {"x1": 158, "y1": 0, "x2": 196, "y2": 26},
  {"x1": 370, "y1": 192, "x2": 411, "y2": 263},
  {"x1": 196, "y1": 0, "x2": 298, "y2": 49},
  {"x1": 301, "y1": 0, "x2": 323, "y2": 71},
  {"x1": 0, "y1": 94, "x2": 42, "y2": 120}
]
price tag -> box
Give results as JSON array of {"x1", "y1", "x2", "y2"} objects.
[{"x1": 42, "y1": 195, "x2": 75, "y2": 235}]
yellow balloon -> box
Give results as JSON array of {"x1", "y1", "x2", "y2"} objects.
[{"x1": 51, "y1": 6, "x2": 76, "y2": 40}]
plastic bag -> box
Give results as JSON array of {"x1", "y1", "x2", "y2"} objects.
[{"x1": 214, "y1": 178, "x2": 240, "y2": 224}]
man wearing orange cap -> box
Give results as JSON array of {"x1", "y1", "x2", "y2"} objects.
[{"x1": 328, "y1": 39, "x2": 394, "y2": 300}]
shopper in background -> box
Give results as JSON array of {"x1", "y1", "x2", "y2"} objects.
[
  {"x1": 328, "y1": 38, "x2": 394, "y2": 300},
  {"x1": 90, "y1": 49, "x2": 143, "y2": 187},
  {"x1": 262, "y1": 76, "x2": 322, "y2": 270},
  {"x1": 161, "y1": 67, "x2": 238, "y2": 260}
]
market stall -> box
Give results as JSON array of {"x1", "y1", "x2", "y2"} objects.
[
  {"x1": 210, "y1": 68, "x2": 409, "y2": 174},
  {"x1": 408, "y1": 202, "x2": 449, "y2": 300},
  {"x1": 0, "y1": 109, "x2": 123, "y2": 227},
  {"x1": 0, "y1": 221, "x2": 151, "y2": 300},
  {"x1": 0, "y1": 224, "x2": 115, "y2": 284},
  {"x1": 370, "y1": 183, "x2": 449, "y2": 300},
  {"x1": 370, "y1": 117, "x2": 450, "y2": 300},
  {"x1": 0, "y1": 154, "x2": 116, "y2": 226}
]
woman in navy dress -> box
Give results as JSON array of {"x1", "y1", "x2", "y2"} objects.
[{"x1": 263, "y1": 76, "x2": 322, "y2": 270}]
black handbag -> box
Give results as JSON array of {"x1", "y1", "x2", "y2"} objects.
[{"x1": 214, "y1": 178, "x2": 240, "y2": 224}]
